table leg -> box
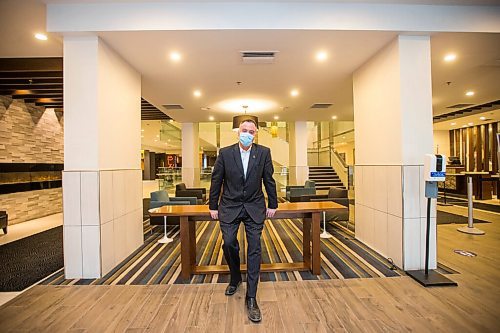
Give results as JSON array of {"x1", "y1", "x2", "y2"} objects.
[
  {"x1": 311, "y1": 212, "x2": 321, "y2": 275},
  {"x1": 180, "y1": 216, "x2": 192, "y2": 280},
  {"x1": 189, "y1": 220, "x2": 196, "y2": 265},
  {"x1": 303, "y1": 217, "x2": 311, "y2": 269}
]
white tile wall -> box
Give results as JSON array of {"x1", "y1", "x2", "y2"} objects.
[
  {"x1": 126, "y1": 208, "x2": 143, "y2": 252},
  {"x1": 373, "y1": 166, "x2": 388, "y2": 212},
  {"x1": 387, "y1": 214, "x2": 403, "y2": 268},
  {"x1": 113, "y1": 215, "x2": 128, "y2": 263},
  {"x1": 403, "y1": 165, "x2": 421, "y2": 219},
  {"x1": 387, "y1": 166, "x2": 403, "y2": 218},
  {"x1": 81, "y1": 172, "x2": 100, "y2": 226},
  {"x1": 100, "y1": 220, "x2": 115, "y2": 275},
  {"x1": 82, "y1": 225, "x2": 101, "y2": 278},
  {"x1": 112, "y1": 171, "x2": 127, "y2": 219},
  {"x1": 373, "y1": 209, "x2": 388, "y2": 256},
  {"x1": 363, "y1": 166, "x2": 375, "y2": 209},
  {"x1": 99, "y1": 170, "x2": 114, "y2": 224},
  {"x1": 63, "y1": 225, "x2": 82, "y2": 279},
  {"x1": 354, "y1": 166, "x2": 364, "y2": 206},
  {"x1": 403, "y1": 217, "x2": 422, "y2": 270},
  {"x1": 62, "y1": 171, "x2": 81, "y2": 226}
]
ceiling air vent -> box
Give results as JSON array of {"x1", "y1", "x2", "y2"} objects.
[
  {"x1": 162, "y1": 104, "x2": 184, "y2": 110},
  {"x1": 310, "y1": 103, "x2": 333, "y2": 109},
  {"x1": 240, "y1": 51, "x2": 277, "y2": 64},
  {"x1": 446, "y1": 103, "x2": 474, "y2": 109}
]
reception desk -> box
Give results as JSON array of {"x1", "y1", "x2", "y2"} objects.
[{"x1": 149, "y1": 201, "x2": 345, "y2": 280}]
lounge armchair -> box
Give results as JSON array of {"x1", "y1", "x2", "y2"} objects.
[
  {"x1": 175, "y1": 183, "x2": 207, "y2": 204},
  {"x1": 149, "y1": 190, "x2": 197, "y2": 244},
  {"x1": 0, "y1": 211, "x2": 8, "y2": 234},
  {"x1": 285, "y1": 180, "x2": 316, "y2": 202},
  {"x1": 300, "y1": 187, "x2": 350, "y2": 226}
]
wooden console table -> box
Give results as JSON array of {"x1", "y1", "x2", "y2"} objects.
[{"x1": 149, "y1": 201, "x2": 345, "y2": 280}]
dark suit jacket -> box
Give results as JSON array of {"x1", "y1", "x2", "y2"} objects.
[{"x1": 209, "y1": 143, "x2": 278, "y2": 224}]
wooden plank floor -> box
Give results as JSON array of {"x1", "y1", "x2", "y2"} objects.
[{"x1": 1, "y1": 218, "x2": 499, "y2": 332}]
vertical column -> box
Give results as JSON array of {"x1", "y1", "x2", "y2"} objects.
[
  {"x1": 288, "y1": 121, "x2": 309, "y2": 185},
  {"x1": 353, "y1": 35, "x2": 434, "y2": 270},
  {"x1": 181, "y1": 122, "x2": 200, "y2": 187},
  {"x1": 63, "y1": 36, "x2": 143, "y2": 279}
]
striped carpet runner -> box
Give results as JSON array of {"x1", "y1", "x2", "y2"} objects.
[{"x1": 40, "y1": 219, "x2": 401, "y2": 286}]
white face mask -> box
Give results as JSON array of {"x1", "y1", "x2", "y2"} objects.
[{"x1": 239, "y1": 132, "x2": 254, "y2": 147}]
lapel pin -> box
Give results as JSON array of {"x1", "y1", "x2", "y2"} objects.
[{"x1": 253, "y1": 155, "x2": 256, "y2": 159}]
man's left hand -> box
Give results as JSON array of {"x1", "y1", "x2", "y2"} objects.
[{"x1": 266, "y1": 208, "x2": 277, "y2": 218}]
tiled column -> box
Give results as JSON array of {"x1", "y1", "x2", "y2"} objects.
[
  {"x1": 63, "y1": 36, "x2": 143, "y2": 279},
  {"x1": 353, "y1": 35, "x2": 435, "y2": 270},
  {"x1": 288, "y1": 121, "x2": 309, "y2": 185},
  {"x1": 181, "y1": 122, "x2": 200, "y2": 187}
]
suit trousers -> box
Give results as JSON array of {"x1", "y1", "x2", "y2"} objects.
[{"x1": 219, "y1": 207, "x2": 264, "y2": 298}]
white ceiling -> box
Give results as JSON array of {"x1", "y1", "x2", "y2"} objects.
[{"x1": 1, "y1": 0, "x2": 499, "y2": 124}]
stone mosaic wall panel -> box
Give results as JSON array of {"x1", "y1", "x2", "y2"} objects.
[
  {"x1": 0, "y1": 96, "x2": 63, "y2": 163},
  {"x1": 0, "y1": 188, "x2": 63, "y2": 225},
  {"x1": 0, "y1": 96, "x2": 64, "y2": 225}
]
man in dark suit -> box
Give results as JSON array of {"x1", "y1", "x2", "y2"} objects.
[{"x1": 209, "y1": 119, "x2": 278, "y2": 323}]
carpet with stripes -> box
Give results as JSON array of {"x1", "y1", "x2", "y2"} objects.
[{"x1": 40, "y1": 218, "x2": 402, "y2": 286}]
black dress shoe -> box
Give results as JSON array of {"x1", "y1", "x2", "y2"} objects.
[
  {"x1": 225, "y1": 280, "x2": 241, "y2": 296},
  {"x1": 245, "y1": 296, "x2": 262, "y2": 323}
]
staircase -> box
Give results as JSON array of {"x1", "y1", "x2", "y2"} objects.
[{"x1": 308, "y1": 166, "x2": 345, "y2": 190}]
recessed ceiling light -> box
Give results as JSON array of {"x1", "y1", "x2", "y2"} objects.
[
  {"x1": 154, "y1": 139, "x2": 158, "y2": 142},
  {"x1": 193, "y1": 90, "x2": 202, "y2": 97},
  {"x1": 331, "y1": 115, "x2": 337, "y2": 120},
  {"x1": 170, "y1": 51, "x2": 182, "y2": 62},
  {"x1": 34, "y1": 33, "x2": 47, "y2": 41},
  {"x1": 465, "y1": 91, "x2": 475, "y2": 96},
  {"x1": 462, "y1": 125, "x2": 467, "y2": 128},
  {"x1": 342, "y1": 136, "x2": 346, "y2": 139},
  {"x1": 479, "y1": 116, "x2": 486, "y2": 120},
  {"x1": 141, "y1": 129, "x2": 144, "y2": 132},
  {"x1": 451, "y1": 122, "x2": 456, "y2": 126},
  {"x1": 290, "y1": 89, "x2": 299, "y2": 97},
  {"x1": 209, "y1": 116, "x2": 214, "y2": 121},
  {"x1": 141, "y1": 135, "x2": 144, "y2": 138},
  {"x1": 444, "y1": 53, "x2": 456, "y2": 62},
  {"x1": 315, "y1": 51, "x2": 328, "y2": 62},
  {"x1": 468, "y1": 122, "x2": 474, "y2": 126},
  {"x1": 274, "y1": 116, "x2": 279, "y2": 120}
]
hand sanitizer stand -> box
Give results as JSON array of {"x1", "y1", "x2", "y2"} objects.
[{"x1": 405, "y1": 154, "x2": 457, "y2": 287}]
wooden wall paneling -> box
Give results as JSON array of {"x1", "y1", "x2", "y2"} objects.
[
  {"x1": 468, "y1": 127, "x2": 474, "y2": 171},
  {"x1": 492, "y1": 122, "x2": 498, "y2": 173},
  {"x1": 476, "y1": 125, "x2": 483, "y2": 171},
  {"x1": 462, "y1": 128, "x2": 467, "y2": 168},
  {"x1": 448, "y1": 130, "x2": 457, "y2": 156},
  {"x1": 484, "y1": 123, "x2": 490, "y2": 172}
]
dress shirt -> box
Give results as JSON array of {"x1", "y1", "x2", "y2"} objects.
[{"x1": 240, "y1": 145, "x2": 252, "y2": 178}]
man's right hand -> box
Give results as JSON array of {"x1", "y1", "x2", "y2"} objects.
[{"x1": 209, "y1": 210, "x2": 219, "y2": 220}]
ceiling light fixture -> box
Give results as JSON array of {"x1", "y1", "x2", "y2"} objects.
[
  {"x1": 465, "y1": 91, "x2": 475, "y2": 96},
  {"x1": 315, "y1": 51, "x2": 328, "y2": 62},
  {"x1": 462, "y1": 125, "x2": 467, "y2": 128},
  {"x1": 451, "y1": 122, "x2": 456, "y2": 126},
  {"x1": 468, "y1": 122, "x2": 474, "y2": 126},
  {"x1": 444, "y1": 53, "x2": 456, "y2": 62},
  {"x1": 274, "y1": 116, "x2": 279, "y2": 120},
  {"x1": 170, "y1": 51, "x2": 182, "y2": 62},
  {"x1": 193, "y1": 90, "x2": 202, "y2": 97},
  {"x1": 34, "y1": 33, "x2": 48, "y2": 41},
  {"x1": 479, "y1": 116, "x2": 486, "y2": 120},
  {"x1": 331, "y1": 115, "x2": 337, "y2": 120},
  {"x1": 209, "y1": 116, "x2": 214, "y2": 121},
  {"x1": 290, "y1": 89, "x2": 299, "y2": 97},
  {"x1": 232, "y1": 105, "x2": 259, "y2": 130}
]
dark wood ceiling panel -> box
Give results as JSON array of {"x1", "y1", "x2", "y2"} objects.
[{"x1": 0, "y1": 58, "x2": 174, "y2": 121}]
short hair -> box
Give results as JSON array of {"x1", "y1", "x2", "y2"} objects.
[{"x1": 239, "y1": 119, "x2": 258, "y2": 129}]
